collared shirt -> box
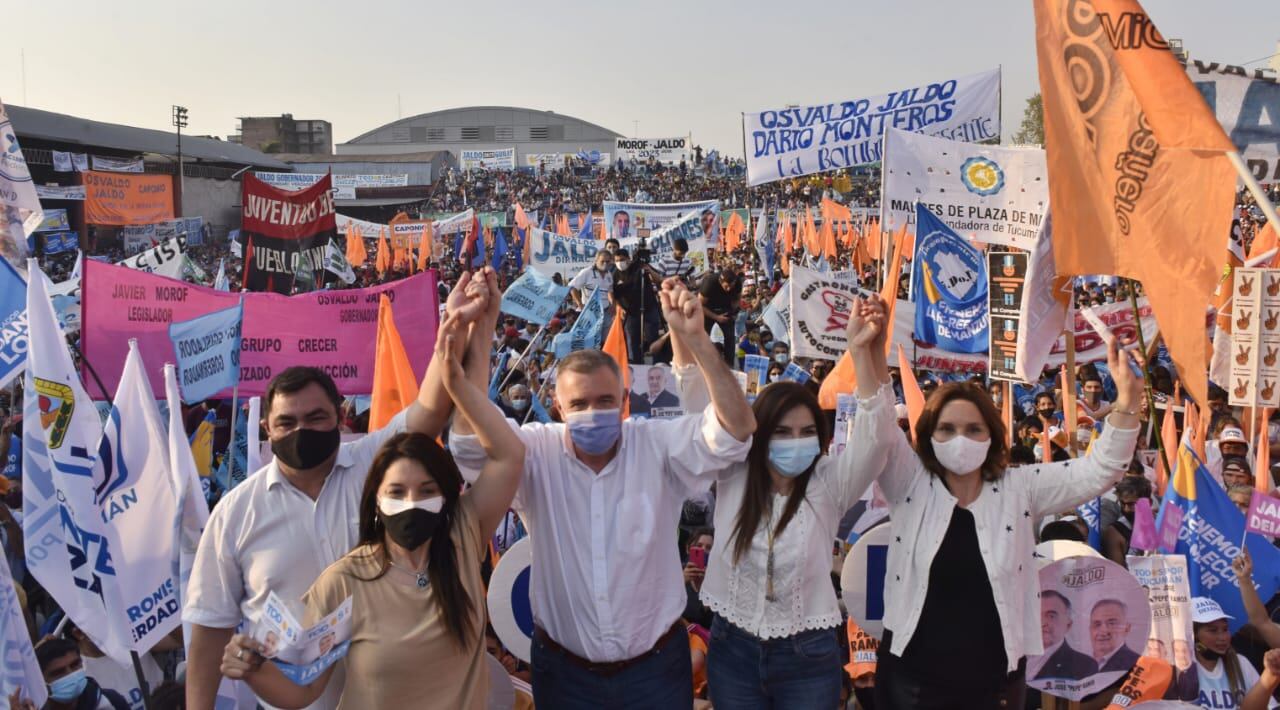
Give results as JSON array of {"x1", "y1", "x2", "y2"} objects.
[
  {"x1": 858, "y1": 384, "x2": 1138, "y2": 673},
  {"x1": 568, "y1": 265, "x2": 614, "y2": 297},
  {"x1": 184, "y1": 410, "x2": 408, "y2": 710},
  {"x1": 451, "y1": 404, "x2": 750, "y2": 662}
]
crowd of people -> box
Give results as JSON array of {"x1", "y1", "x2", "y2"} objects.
[{"x1": 4, "y1": 156, "x2": 1280, "y2": 710}]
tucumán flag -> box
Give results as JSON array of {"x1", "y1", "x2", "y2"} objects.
[
  {"x1": 1033, "y1": 0, "x2": 1237, "y2": 406},
  {"x1": 240, "y1": 173, "x2": 336, "y2": 294}
]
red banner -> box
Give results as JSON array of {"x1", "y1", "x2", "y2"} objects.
[{"x1": 241, "y1": 173, "x2": 338, "y2": 293}]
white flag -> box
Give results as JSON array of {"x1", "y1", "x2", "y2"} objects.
[
  {"x1": 761, "y1": 280, "x2": 791, "y2": 345},
  {"x1": 0, "y1": 551, "x2": 45, "y2": 706},
  {"x1": 164, "y1": 365, "x2": 209, "y2": 646},
  {"x1": 1015, "y1": 211, "x2": 1071, "y2": 382},
  {"x1": 787, "y1": 264, "x2": 854, "y2": 360},
  {"x1": 99, "y1": 341, "x2": 183, "y2": 652},
  {"x1": 213, "y1": 258, "x2": 229, "y2": 292},
  {"x1": 0, "y1": 102, "x2": 41, "y2": 273},
  {"x1": 325, "y1": 239, "x2": 356, "y2": 285},
  {"x1": 23, "y1": 260, "x2": 130, "y2": 660},
  {"x1": 70, "y1": 250, "x2": 83, "y2": 280}
]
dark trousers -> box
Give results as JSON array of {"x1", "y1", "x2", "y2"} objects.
[
  {"x1": 626, "y1": 307, "x2": 661, "y2": 363},
  {"x1": 874, "y1": 649, "x2": 1027, "y2": 709},
  {"x1": 706, "y1": 615, "x2": 842, "y2": 709},
  {"x1": 531, "y1": 627, "x2": 693, "y2": 710},
  {"x1": 704, "y1": 316, "x2": 736, "y2": 365}
]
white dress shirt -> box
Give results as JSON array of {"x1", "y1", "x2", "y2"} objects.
[
  {"x1": 859, "y1": 384, "x2": 1138, "y2": 672},
  {"x1": 568, "y1": 265, "x2": 613, "y2": 297},
  {"x1": 674, "y1": 364, "x2": 880, "y2": 639},
  {"x1": 184, "y1": 410, "x2": 407, "y2": 710},
  {"x1": 450, "y1": 404, "x2": 750, "y2": 662}
]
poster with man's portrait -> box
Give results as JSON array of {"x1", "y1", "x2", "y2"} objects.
[
  {"x1": 629, "y1": 364, "x2": 682, "y2": 419},
  {"x1": 1028, "y1": 557, "x2": 1151, "y2": 701}
]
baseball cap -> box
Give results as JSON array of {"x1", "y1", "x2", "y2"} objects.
[
  {"x1": 1191, "y1": 596, "x2": 1234, "y2": 623},
  {"x1": 1220, "y1": 427, "x2": 1248, "y2": 445}
]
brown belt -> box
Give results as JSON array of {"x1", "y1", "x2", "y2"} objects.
[{"x1": 533, "y1": 622, "x2": 685, "y2": 677}]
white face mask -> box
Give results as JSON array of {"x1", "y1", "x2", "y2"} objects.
[
  {"x1": 931, "y1": 435, "x2": 991, "y2": 476},
  {"x1": 378, "y1": 495, "x2": 444, "y2": 516}
]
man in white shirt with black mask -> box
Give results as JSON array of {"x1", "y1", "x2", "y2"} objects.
[{"x1": 451, "y1": 278, "x2": 755, "y2": 709}]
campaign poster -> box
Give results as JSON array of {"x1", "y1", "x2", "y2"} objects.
[
  {"x1": 1028, "y1": 557, "x2": 1151, "y2": 701},
  {"x1": 628, "y1": 364, "x2": 681, "y2": 419},
  {"x1": 988, "y1": 252, "x2": 1028, "y2": 382},
  {"x1": 613, "y1": 137, "x2": 691, "y2": 165},
  {"x1": 603, "y1": 200, "x2": 720, "y2": 242}
]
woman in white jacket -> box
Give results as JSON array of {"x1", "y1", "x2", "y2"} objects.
[
  {"x1": 846, "y1": 294, "x2": 1144, "y2": 708},
  {"x1": 672, "y1": 296, "x2": 889, "y2": 708}
]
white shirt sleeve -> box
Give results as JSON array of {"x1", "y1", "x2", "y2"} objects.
[
  {"x1": 857, "y1": 381, "x2": 925, "y2": 505},
  {"x1": 183, "y1": 504, "x2": 244, "y2": 629},
  {"x1": 1027, "y1": 421, "x2": 1139, "y2": 518},
  {"x1": 568, "y1": 266, "x2": 591, "y2": 290},
  {"x1": 645, "y1": 403, "x2": 752, "y2": 496}
]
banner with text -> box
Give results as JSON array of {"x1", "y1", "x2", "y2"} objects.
[
  {"x1": 240, "y1": 173, "x2": 337, "y2": 294},
  {"x1": 528, "y1": 227, "x2": 602, "y2": 282},
  {"x1": 83, "y1": 171, "x2": 175, "y2": 226},
  {"x1": 460, "y1": 148, "x2": 516, "y2": 172},
  {"x1": 602, "y1": 199, "x2": 720, "y2": 242},
  {"x1": 254, "y1": 172, "x2": 410, "y2": 200},
  {"x1": 743, "y1": 67, "x2": 1001, "y2": 186},
  {"x1": 81, "y1": 261, "x2": 438, "y2": 398},
  {"x1": 882, "y1": 128, "x2": 1048, "y2": 250},
  {"x1": 614, "y1": 137, "x2": 691, "y2": 165},
  {"x1": 34, "y1": 184, "x2": 86, "y2": 201},
  {"x1": 1186, "y1": 59, "x2": 1280, "y2": 184},
  {"x1": 789, "y1": 264, "x2": 856, "y2": 360},
  {"x1": 617, "y1": 210, "x2": 711, "y2": 272}
]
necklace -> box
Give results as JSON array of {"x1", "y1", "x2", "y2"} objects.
[
  {"x1": 388, "y1": 558, "x2": 430, "y2": 588},
  {"x1": 765, "y1": 504, "x2": 778, "y2": 603}
]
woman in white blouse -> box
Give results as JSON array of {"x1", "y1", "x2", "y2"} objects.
[
  {"x1": 847, "y1": 293, "x2": 1144, "y2": 708},
  {"x1": 672, "y1": 296, "x2": 889, "y2": 708}
]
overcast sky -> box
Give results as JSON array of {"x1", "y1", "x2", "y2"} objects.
[{"x1": 5, "y1": 1, "x2": 1277, "y2": 155}]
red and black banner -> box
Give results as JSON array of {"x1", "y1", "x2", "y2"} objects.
[{"x1": 240, "y1": 173, "x2": 337, "y2": 293}]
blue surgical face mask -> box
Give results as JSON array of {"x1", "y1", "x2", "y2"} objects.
[
  {"x1": 48, "y1": 668, "x2": 88, "y2": 702},
  {"x1": 566, "y1": 408, "x2": 622, "y2": 456},
  {"x1": 768, "y1": 436, "x2": 821, "y2": 477},
  {"x1": 511, "y1": 398, "x2": 530, "y2": 411}
]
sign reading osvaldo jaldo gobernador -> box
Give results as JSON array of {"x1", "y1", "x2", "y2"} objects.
[{"x1": 83, "y1": 170, "x2": 175, "y2": 226}]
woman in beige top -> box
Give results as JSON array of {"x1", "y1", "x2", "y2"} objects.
[{"x1": 219, "y1": 315, "x2": 526, "y2": 709}]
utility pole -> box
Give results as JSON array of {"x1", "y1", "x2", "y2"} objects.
[{"x1": 172, "y1": 105, "x2": 188, "y2": 217}]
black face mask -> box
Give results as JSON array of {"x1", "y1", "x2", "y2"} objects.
[
  {"x1": 271, "y1": 427, "x2": 341, "y2": 470},
  {"x1": 1197, "y1": 642, "x2": 1224, "y2": 662},
  {"x1": 380, "y1": 508, "x2": 444, "y2": 550}
]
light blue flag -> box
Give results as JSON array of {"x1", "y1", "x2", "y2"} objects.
[
  {"x1": 529, "y1": 394, "x2": 552, "y2": 424},
  {"x1": 911, "y1": 204, "x2": 989, "y2": 353},
  {"x1": 168, "y1": 303, "x2": 244, "y2": 404},
  {"x1": 1157, "y1": 446, "x2": 1280, "y2": 633},
  {"x1": 553, "y1": 287, "x2": 605, "y2": 358},
  {"x1": 500, "y1": 270, "x2": 570, "y2": 326},
  {"x1": 0, "y1": 551, "x2": 45, "y2": 706},
  {"x1": 0, "y1": 259, "x2": 27, "y2": 389},
  {"x1": 488, "y1": 351, "x2": 512, "y2": 403}
]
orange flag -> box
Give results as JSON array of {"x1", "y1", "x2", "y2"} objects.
[
  {"x1": 375, "y1": 228, "x2": 391, "y2": 275},
  {"x1": 819, "y1": 218, "x2": 838, "y2": 260},
  {"x1": 1250, "y1": 222, "x2": 1279, "y2": 265},
  {"x1": 897, "y1": 345, "x2": 925, "y2": 437},
  {"x1": 1033, "y1": 0, "x2": 1238, "y2": 407},
  {"x1": 1156, "y1": 402, "x2": 1177, "y2": 497},
  {"x1": 724, "y1": 211, "x2": 746, "y2": 253},
  {"x1": 1103, "y1": 656, "x2": 1173, "y2": 710},
  {"x1": 556, "y1": 213, "x2": 571, "y2": 237},
  {"x1": 779, "y1": 217, "x2": 794, "y2": 256},
  {"x1": 417, "y1": 222, "x2": 433, "y2": 272},
  {"x1": 514, "y1": 203, "x2": 531, "y2": 231},
  {"x1": 866, "y1": 223, "x2": 884, "y2": 263},
  {"x1": 370, "y1": 295, "x2": 418, "y2": 430},
  {"x1": 346, "y1": 224, "x2": 368, "y2": 268},
  {"x1": 843, "y1": 619, "x2": 879, "y2": 681},
  {"x1": 1257, "y1": 409, "x2": 1273, "y2": 492},
  {"x1": 803, "y1": 208, "x2": 820, "y2": 256},
  {"x1": 602, "y1": 315, "x2": 630, "y2": 419}
]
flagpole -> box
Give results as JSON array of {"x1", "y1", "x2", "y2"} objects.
[
  {"x1": 1128, "y1": 281, "x2": 1173, "y2": 482},
  {"x1": 497, "y1": 324, "x2": 548, "y2": 395},
  {"x1": 1228, "y1": 152, "x2": 1280, "y2": 229},
  {"x1": 129, "y1": 650, "x2": 154, "y2": 710}
]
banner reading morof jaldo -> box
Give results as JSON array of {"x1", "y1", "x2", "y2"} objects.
[
  {"x1": 83, "y1": 171, "x2": 174, "y2": 226},
  {"x1": 80, "y1": 260, "x2": 438, "y2": 398},
  {"x1": 241, "y1": 173, "x2": 336, "y2": 294}
]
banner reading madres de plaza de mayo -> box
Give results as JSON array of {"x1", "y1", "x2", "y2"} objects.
[
  {"x1": 79, "y1": 260, "x2": 438, "y2": 398},
  {"x1": 742, "y1": 67, "x2": 1001, "y2": 186},
  {"x1": 240, "y1": 172, "x2": 337, "y2": 294}
]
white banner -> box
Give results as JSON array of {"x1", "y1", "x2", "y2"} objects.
[
  {"x1": 524, "y1": 153, "x2": 568, "y2": 169},
  {"x1": 52, "y1": 150, "x2": 73, "y2": 172},
  {"x1": 335, "y1": 213, "x2": 385, "y2": 240},
  {"x1": 614, "y1": 137, "x2": 691, "y2": 165},
  {"x1": 0, "y1": 100, "x2": 41, "y2": 269},
  {"x1": 617, "y1": 210, "x2": 711, "y2": 272},
  {"x1": 528, "y1": 227, "x2": 603, "y2": 282},
  {"x1": 602, "y1": 199, "x2": 719, "y2": 242},
  {"x1": 91, "y1": 155, "x2": 144, "y2": 173},
  {"x1": 118, "y1": 235, "x2": 188, "y2": 280},
  {"x1": 433, "y1": 208, "x2": 475, "y2": 236},
  {"x1": 743, "y1": 67, "x2": 1002, "y2": 186},
  {"x1": 460, "y1": 148, "x2": 516, "y2": 171},
  {"x1": 881, "y1": 128, "x2": 1048, "y2": 250},
  {"x1": 788, "y1": 264, "x2": 856, "y2": 360},
  {"x1": 1185, "y1": 59, "x2": 1280, "y2": 184},
  {"x1": 35, "y1": 184, "x2": 87, "y2": 201},
  {"x1": 255, "y1": 173, "x2": 410, "y2": 200}
]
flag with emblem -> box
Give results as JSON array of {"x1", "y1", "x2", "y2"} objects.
[{"x1": 325, "y1": 238, "x2": 356, "y2": 285}]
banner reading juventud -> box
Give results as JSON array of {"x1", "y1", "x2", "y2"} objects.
[
  {"x1": 743, "y1": 68, "x2": 1001, "y2": 186},
  {"x1": 241, "y1": 173, "x2": 336, "y2": 294}
]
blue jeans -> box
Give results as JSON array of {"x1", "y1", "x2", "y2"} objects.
[
  {"x1": 706, "y1": 615, "x2": 843, "y2": 709},
  {"x1": 531, "y1": 626, "x2": 693, "y2": 710}
]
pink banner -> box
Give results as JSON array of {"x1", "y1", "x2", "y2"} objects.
[
  {"x1": 1247, "y1": 490, "x2": 1280, "y2": 537},
  {"x1": 81, "y1": 261, "x2": 438, "y2": 398}
]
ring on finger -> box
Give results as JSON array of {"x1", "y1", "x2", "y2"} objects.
[{"x1": 236, "y1": 649, "x2": 245, "y2": 661}]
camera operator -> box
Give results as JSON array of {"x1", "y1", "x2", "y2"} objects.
[{"x1": 612, "y1": 246, "x2": 663, "y2": 362}]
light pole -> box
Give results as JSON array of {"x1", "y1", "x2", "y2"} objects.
[{"x1": 172, "y1": 105, "x2": 188, "y2": 217}]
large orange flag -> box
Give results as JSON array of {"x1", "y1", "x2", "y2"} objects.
[
  {"x1": 1250, "y1": 222, "x2": 1279, "y2": 265},
  {"x1": 897, "y1": 344, "x2": 925, "y2": 437},
  {"x1": 602, "y1": 315, "x2": 630, "y2": 419},
  {"x1": 819, "y1": 218, "x2": 838, "y2": 260},
  {"x1": 375, "y1": 228, "x2": 391, "y2": 275},
  {"x1": 803, "y1": 208, "x2": 820, "y2": 256},
  {"x1": 346, "y1": 224, "x2": 368, "y2": 268},
  {"x1": 1034, "y1": 0, "x2": 1237, "y2": 406},
  {"x1": 417, "y1": 222, "x2": 433, "y2": 272},
  {"x1": 370, "y1": 295, "x2": 418, "y2": 430},
  {"x1": 723, "y1": 211, "x2": 746, "y2": 253}
]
